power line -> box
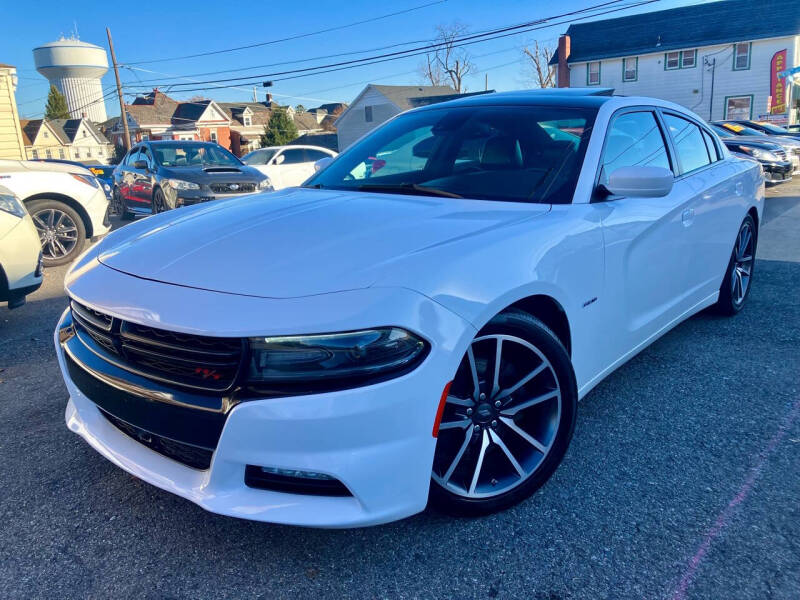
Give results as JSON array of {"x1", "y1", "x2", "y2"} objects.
[
  {"x1": 123, "y1": 0, "x2": 657, "y2": 95},
  {"x1": 122, "y1": 0, "x2": 651, "y2": 91},
  {"x1": 124, "y1": 0, "x2": 448, "y2": 66}
]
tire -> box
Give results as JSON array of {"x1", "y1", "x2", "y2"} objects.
[
  {"x1": 429, "y1": 309, "x2": 577, "y2": 516},
  {"x1": 152, "y1": 188, "x2": 168, "y2": 214},
  {"x1": 714, "y1": 214, "x2": 756, "y2": 316},
  {"x1": 113, "y1": 187, "x2": 135, "y2": 221},
  {"x1": 26, "y1": 199, "x2": 87, "y2": 267}
]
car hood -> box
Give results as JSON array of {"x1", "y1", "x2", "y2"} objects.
[
  {"x1": 158, "y1": 165, "x2": 266, "y2": 183},
  {"x1": 96, "y1": 188, "x2": 549, "y2": 298}
]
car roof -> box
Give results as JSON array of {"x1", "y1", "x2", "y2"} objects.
[
  {"x1": 141, "y1": 140, "x2": 220, "y2": 147},
  {"x1": 411, "y1": 89, "x2": 616, "y2": 112}
]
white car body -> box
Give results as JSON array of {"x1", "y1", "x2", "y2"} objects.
[
  {"x1": 55, "y1": 94, "x2": 763, "y2": 527},
  {"x1": 0, "y1": 186, "x2": 42, "y2": 308},
  {"x1": 0, "y1": 160, "x2": 111, "y2": 263},
  {"x1": 242, "y1": 145, "x2": 337, "y2": 189}
]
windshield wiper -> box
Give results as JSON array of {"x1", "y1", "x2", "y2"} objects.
[{"x1": 356, "y1": 183, "x2": 463, "y2": 199}]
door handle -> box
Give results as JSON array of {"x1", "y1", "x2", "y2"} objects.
[{"x1": 682, "y1": 208, "x2": 695, "y2": 227}]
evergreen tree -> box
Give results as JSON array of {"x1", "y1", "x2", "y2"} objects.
[
  {"x1": 260, "y1": 108, "x2": 298, "y2": 146},
  {"x1": 44, "y1": 85, "x2": 70, "y2": 120}
]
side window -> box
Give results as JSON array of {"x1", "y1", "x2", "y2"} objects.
[
  {"x1": 663, "y1": 114, "x2": 712, "y2": 174},
  {"x1": 280, "y1": 149, "x2": 307, "y2": 164},
  {"x1": 600, "y1": 111, "x2": 671, "y2": 183},
  {"x1": 140, "y1": 146, "x2": 154, "y2": 167},
  {"x1": 701, "y1": 129, "x2": 719, "y2": 162},
  {"x1": 305, "y1": 149, "x2": 331, "y2": 162},
  {"x1": 125, "y1": 148, "x2": 140, "y2": 166}
]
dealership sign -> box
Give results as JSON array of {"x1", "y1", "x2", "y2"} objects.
[{"x1": 771, "y1": 49, "x2": 788, "y2": 114}]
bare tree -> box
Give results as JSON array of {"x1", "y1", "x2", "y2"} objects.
[
  {"x1": 523, "y1": 41, "x2": 556, "y2": 88},
  {"x1": 420, "y1": 23, "x2": 474, "y2": 93}
]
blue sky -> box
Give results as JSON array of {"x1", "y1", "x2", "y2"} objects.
[{"x1": 4, "y1": 0, "x2": 701, "y2": 119}]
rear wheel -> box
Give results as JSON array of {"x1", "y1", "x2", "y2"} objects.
[
  {"x1": 430, "y1": 310, "x2": 577, "y2": 516},
  {"x1": 26, "y1": 199, "x2": 86, "y2": 267},
  {"x1": 113, "y1": 187, "x2": 134, "y2": 221},
  {"x1": 715, "y1": 214, "x2": 756, "y2": 315}
]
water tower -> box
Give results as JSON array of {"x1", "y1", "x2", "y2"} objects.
[{"x1": 33, "y1": 37, "x2": 109, "y2": 123}]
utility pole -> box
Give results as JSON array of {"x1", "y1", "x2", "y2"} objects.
[
  {"x1": 485, "y1": 73, "x2": 488, "y2": 91},
  {"x1": 106, "y1": 27, "x2": 131, "y2": 151},
  {"x1": 707, "y1": 57, "x2": 717, "y2": 121}
]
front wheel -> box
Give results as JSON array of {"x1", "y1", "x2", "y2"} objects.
[
  {"x1": 714, "y1": 214, "x2": 756, "y2": 315},
  {"x1": 27, "y1": 199, "x2": 87, "y2": 267},
  {"x1": 152, "y1": 188, "x2": 168, "y2": 214},
  {"x1": 430, "y1": 310, "x2": 577, "y2": 516}
]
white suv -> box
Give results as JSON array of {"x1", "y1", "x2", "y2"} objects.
[
  {"x1": 0, "y1": 186, "x2": 42, "y2": 308},
  {"x1": 0, "y1": 160, "x2": 111, "y2": 266}
]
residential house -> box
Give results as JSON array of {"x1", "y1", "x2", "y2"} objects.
[
  {"x1": 20, "y1": 119, "x2": 70, "y2": 160},
  {"x1": 334, "y1": 85, "x2": 493, "y2": 150},
  {"x1": 20, "y1": 117, "x2": 113, "y2": 163},
  {"x1": 549, "y1": 0, "x2": 800, "y2": 124},
  {"x1": 107, "y1": 90, "x2": 232, "y2": 149},
  {"x1": 0, "y1": 63, "x2": 26, "y2": 160},
  {"x1": 108, "y1": 90, "x2": 343, "y2": 156}
]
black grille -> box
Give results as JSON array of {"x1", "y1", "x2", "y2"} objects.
[
  {"x1": 209, "y1": 182, "x2": 256, "y2": 194},
  {"x1": 64, "y1": 351, "x2": 226, "y2": 470},
  {"x1": 70, "y1": 301, "x2": 244, "y2": 393},
  {"x1": 101, "y1": 409, "x2": 214, "y2": 470}
]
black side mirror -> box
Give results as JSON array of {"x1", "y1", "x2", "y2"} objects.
[{"x1": 133, "y1": 160, "x2": 148, "y2": 170}]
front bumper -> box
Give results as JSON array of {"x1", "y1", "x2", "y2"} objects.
[
  {"x1": 55, "y1": 271, "x2": 473, "y2": 527},
  {"x1": 761, "y1": 160, "x2": 793, "y2": 183},
  {"x1": 85, "y1": 186, "x2": 112, "y2": 237}
]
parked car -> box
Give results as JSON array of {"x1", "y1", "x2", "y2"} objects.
[
  {"x1": 112, "y1": 141, "x2": 272, "y2": 220},
  {"x1": 87, "y1": 165, "x2": 115, "y2": 201},
  {"x1": 0, "y1": 186, "x2": 43, "y2": 308},
  {"x1": 56, "y1": 92, "x2": 762, "y2": 527},
  {"x1": 0, "y1": 159, "x2": 110, "y2": 266},
  {"x1": 713, "y1": 121, "x2": 800, "y2": 172},
  {"x1": 242, "y1": 145, "x2": 337, "y2": 189},
  {"x1": 710, "y1": 125, "x2": 793, "y2": 183},
  {"x1": 726, "y1": 119, "x2": 800, "y2": 139}
]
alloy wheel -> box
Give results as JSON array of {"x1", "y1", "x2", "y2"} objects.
[
  {"x1": 731, "y1": 221, "x2": 754, "y2": 305},
  {"x1": 432, "y1": 334, "x2": 562, "y2": 498},
  {"x1": 32, "y1": 208, "x2": 79, "y2": 260}
]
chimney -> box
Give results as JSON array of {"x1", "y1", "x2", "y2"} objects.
[
  {"x1": 266, "y1": 92, "x2": 273, "y2": 104},
  {"x1": 557, "y1": 34, "x2": 571, "y2": 88}
]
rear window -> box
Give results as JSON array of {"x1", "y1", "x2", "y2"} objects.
[{"x1": 307, "y1": 105, "x2": 598, "y2": 204}]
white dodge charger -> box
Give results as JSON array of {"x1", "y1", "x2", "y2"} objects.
[{"x1": 55, "y1": 91, "x2": 762, "y2": 527}]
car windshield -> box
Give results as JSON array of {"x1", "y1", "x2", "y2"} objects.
[
  {"x1": 712, "y1": 125, "x2": 734, "y2": 138},
  {"x1": 752, "y1": 121, "x2": 790, "y2": 134},
  {"x1": 152, "y1": 144, "x2": 242, "y2": 168},
  {"x1": 719, "y1": 122, "x2": 765, "y2": 136},
  {"x1": 306, "y1": 105, "x2": 597, "y2": 204},
  {"x1": 242, "y1": 149, "x2": 277, "y2": 165}
]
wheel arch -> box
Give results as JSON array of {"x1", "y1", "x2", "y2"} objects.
[
  {"x1": 22, "y1": 193, "x2": 94, "y2": 238},
  {"x1": 747, "y1": 206, "x2": 759, "y2": 237},
  {"x1": 497, "y1": 294, "x2": 572, "y2": 357}
]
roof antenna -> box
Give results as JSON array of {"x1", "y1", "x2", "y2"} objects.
[{"x1": 72, "y1": 20, "x2": 79, "y2": 40}]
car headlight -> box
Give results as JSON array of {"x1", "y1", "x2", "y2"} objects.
[
  {"x1": 167, "y1": 178, "x2": 200, "y2": 190},
  {"x1": 70, "y1": 173, "x2": 100, "y2": 188},
  {"x1": 257, "y1": 178, "x2": 273, "y2": 191},
  {"x1": 741, "y1": 147, "x2": 779, "y2": 162},
  {"x1": 0, "y1": 191, "x2": 26, "y2": 218},
  {"x1": 246, "y1": 327, "x2": 428, "y2": 395}
]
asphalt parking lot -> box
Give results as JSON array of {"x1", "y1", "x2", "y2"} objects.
[{"x1": 1, "y1": 185, "x2": 798, "y2": 600}]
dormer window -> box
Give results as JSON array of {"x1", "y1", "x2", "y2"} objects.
[{"x1": 243, "y1": 115, "x2": 252, "y2": 126}]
